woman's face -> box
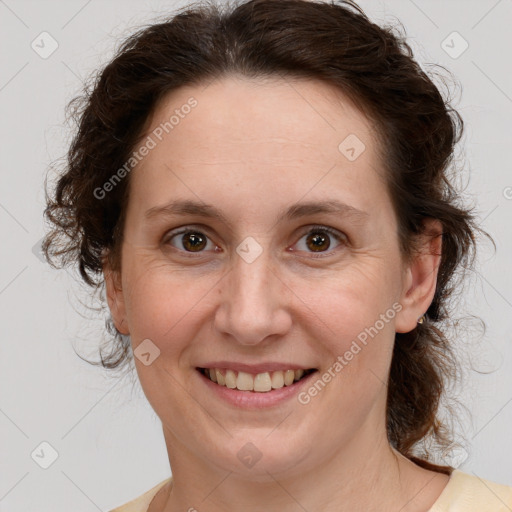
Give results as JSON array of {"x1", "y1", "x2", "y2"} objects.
[{"x1": 106, "y1": 76, "x2": 438, "y2": 479}]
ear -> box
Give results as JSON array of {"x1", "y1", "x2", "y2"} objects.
[
  {"x1": 395, "y1": 218, "x2": 443, "y2": 333},
  {"x1": 103, "y1": 255, "x2": 130, "y2": 335}
]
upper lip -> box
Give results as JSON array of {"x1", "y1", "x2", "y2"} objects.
[{"x1": 197, "y1": 362, "x2": 317, "y2": 374}]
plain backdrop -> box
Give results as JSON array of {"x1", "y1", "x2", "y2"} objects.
[{"x1": 0, "y1": 0, "x2": 511, "y2": 510}]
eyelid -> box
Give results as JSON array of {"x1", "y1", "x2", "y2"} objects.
[
  {"x1": 296, "y1": 224, "x2": 346, "y2": 240},
  {"x1": 162, "y1": 223, "x2": 215, "y2": 241}
]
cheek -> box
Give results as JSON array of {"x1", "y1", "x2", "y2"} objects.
[
  {"x1": 122, "y1": 256, "x2": 220, "y2": 344},
  {"x1": 297, "y1": 263, "x2": 397, "y2": 331},
  {"x1": 290, "y1": 265, "x2": 399, "y2": 375}
]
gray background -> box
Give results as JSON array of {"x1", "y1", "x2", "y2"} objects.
[{"x1": 0, "y1": 0, "x2": 511, "y2": 510}]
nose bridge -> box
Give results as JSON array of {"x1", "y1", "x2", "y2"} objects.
[
  {"x1": 233, "y1": 251, "x2": 272, "y2": 308},
  {"x1": 232, "y1": 234, "x2": 274, "y2": 303},
  {"x1": 215, "y1": 241, "x2": 290, "y2": 344}
]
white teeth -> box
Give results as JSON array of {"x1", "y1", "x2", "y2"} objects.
[
  {"x1": 271, "y1": 370, "x2": 284, "y2": 389},
  {"x1": 284, "y1": 369, "x2": 295, "y2": 386},
  {"x1": 253, "y1": 372, "x2": 272, "y2": 392},
  {"x1": 215, "y1": 368, "x2": 225, "y2": 386},
  {"x1": 225, "y1": 369, "x2": 237, "y2": 389},
  {"x1": 202, "y1": 368, "x2": 313, "y2": 392},
  {"x1": 236, "y1": 371, "x2": 254, "y2": 391}
]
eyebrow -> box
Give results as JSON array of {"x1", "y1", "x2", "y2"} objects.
[{"x1": 144, "y1": 199, "x2": 369, "y2": 229}]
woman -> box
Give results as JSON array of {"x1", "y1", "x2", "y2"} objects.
[{"x1": 43, "y1": 0, "x2": 512, "y2": 510}]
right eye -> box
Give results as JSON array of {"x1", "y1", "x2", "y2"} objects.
[{"x1": 163, "y1": 227, "x2": 219, "y2": 254}]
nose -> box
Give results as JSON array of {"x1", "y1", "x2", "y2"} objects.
[{"x1": 213, "y1": 248, "x2": 292, "y2": 346}]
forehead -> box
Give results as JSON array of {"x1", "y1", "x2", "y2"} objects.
[
  {"x1": 143, "y1": 75, "x2": 379, "y2": 159},
  {"x1": 128, "y1": 76, "x2": 387, "y2": 217}
]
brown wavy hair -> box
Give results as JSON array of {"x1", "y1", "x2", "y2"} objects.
[{"x1": 43, "y1": 0, "x2": 489, "y2": 474}]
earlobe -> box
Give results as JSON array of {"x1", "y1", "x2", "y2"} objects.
[
  {"x1": 103, "y1": 264, "x2": 130, "y2": 335},
  {"x1": 395, "y1": 219, "x2": 443, "y2": 333}
]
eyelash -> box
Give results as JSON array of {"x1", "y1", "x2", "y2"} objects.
[{"x1": 162, "y1": 224, "x2": 347, "y2": 259}]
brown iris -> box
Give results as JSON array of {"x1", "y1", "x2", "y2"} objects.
[
  {"x1": 182, "y1": 232, "x2": 207, "y2": 252},
  {"x1": 306, "y1": 231, "x2": 330, "y2": 252}
]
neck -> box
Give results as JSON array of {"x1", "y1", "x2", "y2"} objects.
[{"x1": 153, "y1": 427, "x2": 449, "y2": 512}]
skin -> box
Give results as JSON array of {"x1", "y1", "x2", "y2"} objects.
[{"x1": 104, "y1": 76, "x2": 449, "y2": 512}]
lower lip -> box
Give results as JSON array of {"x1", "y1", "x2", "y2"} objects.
[{"x1": 196, "y1": 368, "x2": 318, "y2": 409}]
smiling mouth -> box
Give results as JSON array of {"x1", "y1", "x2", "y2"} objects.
[{"x1": 197, "y1": 367, "x2": 318, "y2": 392}]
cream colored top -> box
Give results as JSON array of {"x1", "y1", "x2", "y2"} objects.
[{"x1": 109, "y1": 470, "x2": 512, "y2": 511}]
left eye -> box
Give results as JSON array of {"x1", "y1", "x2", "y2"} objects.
[
  {"x1": 293, "y1": 226, "x2": 346, "y2": 256},
  {"x1": 163, "y1": 225, "x2": 346, "y2": 256}
]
